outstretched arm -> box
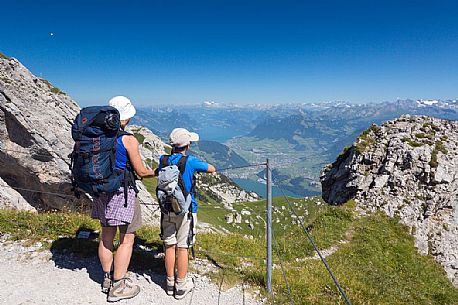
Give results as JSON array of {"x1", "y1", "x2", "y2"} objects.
[
  {"x1": 207, "y1": 164, "x2": 216, "y2": 173},
  {"x1": 122, "y1": 135, "x2": 156, "y2": 178}
]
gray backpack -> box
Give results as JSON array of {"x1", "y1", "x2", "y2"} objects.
[{"x1": 156, "y1": 155, "x2": 192, "y2": 215}]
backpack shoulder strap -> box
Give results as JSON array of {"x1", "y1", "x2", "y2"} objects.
[
  {"x1": 117, "y1": 130, "x2": 133, "y2": 138},
  {"x1": 116, "y1": 129, "x2": 139, "y2": 199},
  {"x1": 177, "y1": 155, "x2": 189, "y2": 174},
  {"x1": 177, "y1": 155, "x2": 192, "y2": 200},
  {"x1": 160, "y1": 155, "x2": 171, "y2": 169}
]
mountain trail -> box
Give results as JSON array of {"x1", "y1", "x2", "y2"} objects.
[{"x1": 0, "y1": 236, "x2": 263, "y2": 305}]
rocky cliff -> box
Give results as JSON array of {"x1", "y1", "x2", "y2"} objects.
[
  {"x1": 0, "y1": 55, "x2": 91, "y2": 211},
  {"x1": 0, "y1": 55, "x2": 159, "y2": 219},
  {"x1": 321, "y1": 115, "x2": 458, "y2": 286},
  {"x1": 126, "y1": 125, "x2": 169, "y2": 162}
]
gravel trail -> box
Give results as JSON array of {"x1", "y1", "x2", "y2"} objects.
[{"x1": 0, "y1": 237, "x2": 263, "y2": 305}]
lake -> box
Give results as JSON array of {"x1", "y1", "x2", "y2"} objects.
[{"x1": 233, "y1": 178, "x2": 304, "y2": 198}]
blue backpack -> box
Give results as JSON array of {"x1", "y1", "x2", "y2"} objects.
[{"x1": 69, "y1": 106, "x2": 137, "y2": 206}]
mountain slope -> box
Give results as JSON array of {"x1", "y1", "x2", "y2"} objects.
[{"x1": 321, "y1": 115, "x2": 458, "y2": 287}]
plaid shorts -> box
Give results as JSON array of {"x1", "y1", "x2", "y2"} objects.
[{"x1": 92, "y1": 187, "x2": 140, "y2": 231}]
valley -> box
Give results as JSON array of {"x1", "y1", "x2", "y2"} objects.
[{"x1": 134, "y1": 100, "x2": 458, "y2": 197}]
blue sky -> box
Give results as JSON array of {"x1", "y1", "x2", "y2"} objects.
[{"x1": 1, "y1": 0, "x2": 457, "y2": 106}]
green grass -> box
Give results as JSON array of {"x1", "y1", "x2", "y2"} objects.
[
  {"x1": 133, "y1": 133, "x2": 145, "y2": 144},
  {"x1": 1, "y1": 198, "x2": 457, "y2": 304},
  {"x1": 0, "y1": 209, "x2": 99, "y2": 243},
  {"x1": 197, "y1": 196, "x2": 328, "y2": 238},
  {"x1": 355, "y1": 125, "x2": 380, "y2": 153},
  {"x1": 50, "y1": 87, "x2": 66, "y2": 95},
  {"x1": 40, "y1": 78, "x2": 66, "y2": 95},
  {"x1": 430, "y1": 140, "x2": 448, "y2": 168},
  {"x1": 144, "y1": 158, "x2": 158, "y2": 170},
  {"x1": 415, "y1": 132, "x2": 434, "y2": 140},
  {"x1": 142, "y1": 176, "x2": 158, "y2": 194},
  {"x1": 402, "y1": 137, "x2": 424, "y2": 148},
  {"x1": 0, "y1": 52, "x2": 10, "y2": 60},
  {"x1": 435, "y1": 140, "x2": 448, "y2": 154},
  {"x1": 316, "y1": 214, "x2": 458, "y2": 305}
]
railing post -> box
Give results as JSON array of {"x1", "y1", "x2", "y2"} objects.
[{"x1": 266, "y1": 158, "x2": 273, "y2": 294}]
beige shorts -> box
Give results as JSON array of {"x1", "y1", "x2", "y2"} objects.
[
  {"x1": 161, "y1": 212, "x2": 197, "y2": 248},
  {"x1": 126, "y1": 198, "x2": 142, "y2": 234}
]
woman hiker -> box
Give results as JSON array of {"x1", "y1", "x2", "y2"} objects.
[{"x1": 91, "y1": 95, "x2": 156, "y2": 302}]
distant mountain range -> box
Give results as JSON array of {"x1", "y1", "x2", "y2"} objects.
[
  {"x1": 133, "y1": 105, "x2": 264, "y2": 142},
  {"x1": 133, "y1": 99, "x2": 458, "y2": 197}
]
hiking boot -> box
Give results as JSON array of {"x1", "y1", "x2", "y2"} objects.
[
  {"x1": 107, "y1": 278, "x2": 140, "y2": 302},
  {"x1": 166, "y1": 276, "x2": 175, "y2": 296},
  {"x1": 174, "y1": 277, "x2": 194, "y2": 300},
  {"x1": 101, "y1": 272, "x2": 112, "y2": 293}
]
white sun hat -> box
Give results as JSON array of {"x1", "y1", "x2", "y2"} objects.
[
  {"x1": 108, "y1": 96, "x2": 136, "y2": 120},
  {"x1": 169, "y1": 128, "x2": 200, "y2": 148}
]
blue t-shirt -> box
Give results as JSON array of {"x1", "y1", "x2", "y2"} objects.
[
  {"x1": 159, "y1": 153, "x2": 209, "y2": 213},
  {"x1": 115, "y1": 135, "x2": 128, "y2": 169}
]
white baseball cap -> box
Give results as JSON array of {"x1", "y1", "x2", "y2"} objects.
[
  {"x1": 169, "y1": 128, "x2": 199, "y2": 148},
  {"x1": 108, "y1": 96, "x2": 136, "y2": 120}
]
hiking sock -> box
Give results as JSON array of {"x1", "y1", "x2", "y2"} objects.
[
  {"x1": 176, "y1": 277, "x2": 185, "y2": 286},
  {"x1": 102, "y1": 272, "x2": 113, "y2": 293},
  {"x1": 174, "y1": 277, "x2": 194, "y2": 300},
  {"x1": 166, "y1": 276, "x2": 175, "y2": 296}
]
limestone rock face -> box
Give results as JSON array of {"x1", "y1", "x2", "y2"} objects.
[
  {"x1": 196, "y1": 173, "x2": 259, "y2": 209},
  {"x1": 135, "y1": 180, "x2": 160, "y2": 226},
  {"x1": 0, "y1": 177, "x2": 35, "y2": 211},
  {"x1": 0, "y1": 56, "x2": 91, "y2": 210},
  {"x1": 125, "y1": 125, "x2": 168, "y2": 163},
  {"x1": 321, "y1": 115, "x2": 458, "y2": 286}
]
